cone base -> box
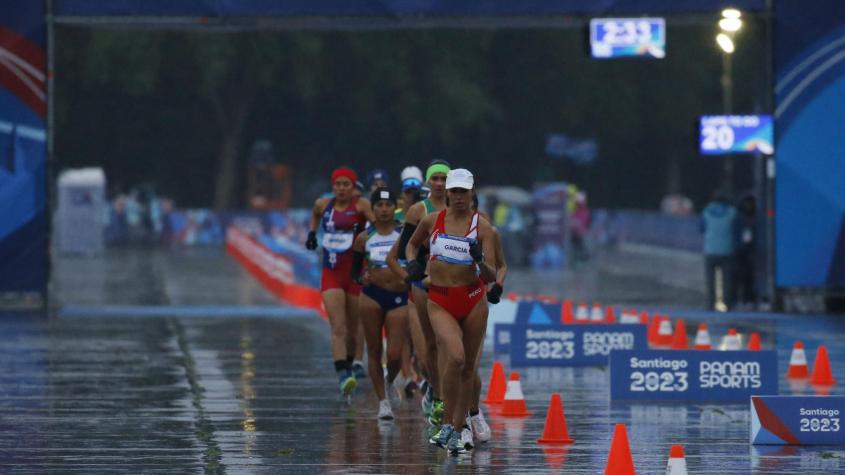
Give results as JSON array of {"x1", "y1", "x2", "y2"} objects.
[
  {"x1": 694, "y1": 345, "x2": 711, "y2": 350},
  {"x1": 501, "y1": 410, "x2": 532, "y2": 417},
  {"x1": 786, "y1": 368, "x2": 809, "y2": 379},
  {"x1": 538, "y1": 437, "x2": 574, "y2": 444},
  {"x1": 810, "y1": 377, "x2": 837, "y2": 386}
]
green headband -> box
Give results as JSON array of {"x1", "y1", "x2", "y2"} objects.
[{"x1": 426, "y1": 164, "x2": 451, "y2": 182}]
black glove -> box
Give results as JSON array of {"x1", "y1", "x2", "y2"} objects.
[
  {"x1": 404, "y1": 260, "x2": 425, "y2": 283},
  {"x1": 469, "y1": 240, "x2": 483, "y2": 263},
  {"x1": 487, "y1": 283, "x2": 503, "y2": 304},
  {"x1": 305, "y1": 231, "x2": 318, "y2": 250}
]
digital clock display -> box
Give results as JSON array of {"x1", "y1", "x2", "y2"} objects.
[{"x1": 590, "y1": 18, "x2": 666, "y2": 59}]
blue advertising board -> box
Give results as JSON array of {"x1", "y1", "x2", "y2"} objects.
[
  {"x1": 610, "y1": 350, "x2": 778, "y2": 402},
  {"x1": 509, "y1": 324, "x2": 647, "y2": 367},
  {"x1": 590, "y1": 18, "x2": 666, "y2": 59},
  {"x1": 752, "y1": 396, "x2": 845, "y2": 445},
  {"x1": 494, "y1": 323, "x2": 513, "y2": 354},
  {"x1": 699, "y1": 115, "x2": 774, "y2": 155}
]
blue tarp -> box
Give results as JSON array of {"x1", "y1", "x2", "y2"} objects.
[{"x1": 55, "y1": 0, "x2": 767, "y2": 17}]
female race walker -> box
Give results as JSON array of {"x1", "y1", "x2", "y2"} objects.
[
  {"x1": 388, "y1": 160, "x2": 449, "y2": 425},
  {"x1": 405, "y1": 168, "x2": 497, "y2": 455},
  {"x1": 306, "y1": 166, "x2": 374, "y2": 397},
  {"x1": 350, "y1": 187, "x2": 408, "y2": 420}
]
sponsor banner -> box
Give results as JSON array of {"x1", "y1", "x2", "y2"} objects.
[
  {"x1": 751, "y1": 396, "x2": 845, "y2": 445},
  {"x1": 509, "y1": 324, "x2": 647, "y2": 367},
  {"x1": 610, "y1": 349, "x2": 778, "y2": 402}
]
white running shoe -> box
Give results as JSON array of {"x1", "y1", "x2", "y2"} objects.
[
  {"x1": 470, "y1": 410, "x2": 491, "y2": 443},
  {"x1": 385, "y1": 381, "x2": 402, "y2": 406},
  {"x1": 378, "y1": 399, "x2": 394, "y2": 420},
  {"x1": 460, "y1": 427, "x2": 474, "y2": 451}
]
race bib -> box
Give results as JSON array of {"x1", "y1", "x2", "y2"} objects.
[
  {"x1": 322, "y1": 231, "x2": 354, "y2": 253},
  {"x1": 368, "y1": 241, "x2": 392, "y2": 268}
]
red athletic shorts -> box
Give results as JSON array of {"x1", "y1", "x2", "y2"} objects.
[
  {"x1": 320, "y1": 266, "x2": 362, "y2": 295},
  {"x1": 428, "y1": 280, "x2": 485, "y2": 321}
]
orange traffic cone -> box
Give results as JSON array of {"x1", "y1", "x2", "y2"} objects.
[
  {"x1": 656, "y1": 317, "x2": 674, "y2": 347},
  {"x1": 575, "y1": 303, "x2": 589, "y2": 323},
  {"x1": 666, "y1": 445, "x2": 688, "y2": 475},
  {"x1": 810, "y1": 345, "x2": 837, "y2": 386},
  {"x1": 694, "y1": 323, "x2": 711, "y2": 350},
  {"x1": 748, "y1": 332, "x2": 762, "y2": 351},
  {"x1": 671, "y1": 319, "x2": 689, "y2": 350},
  {"x1": 605, "y1": 306, "x2": 616, "y2": 324},
  {"x1": 501, "y1": 372, "x2": 532, "y2": 417},
  {"x1": 537, "y1": 393, "x2": 575, "y2": 444},
  {"x1": 561, "y1": 299, "x2": 574, "y2": 324},
  {"x1": 483, "y1": 361, "x2": 507, "y2": 404},
  {"x1": 647, "y1": 315, "x2": 660, "y2": 345},
  {"x1": 604, "y1": 424, "x2": 636, "y2": 475},
  {"x1": 723, "y1": 328, "x2": 741, "y2": 350},
  {"x1": 786, "y1": 341, "x2": 809, "y2": 379},
  {"x1": 591, "y1": 303, "x2": 604, "y2": 322},
  {"x1": 506, "y1": 292, "x2": 520, "y2": 301}
]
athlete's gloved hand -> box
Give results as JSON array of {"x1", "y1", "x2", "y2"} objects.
[
  {"x1": 404, "y1": 260, "x2": 425, "y2": 283},
  {"x1": 469, "y1": 240, "x2": 483, "y2": 263},
  {"x1": 487, "y1": 283, "x2": 503, "y2": 304},
  {"x1": 305, "y1": 231, "x2": 318, "y2": 250}
]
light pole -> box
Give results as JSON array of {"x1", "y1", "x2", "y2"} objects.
[{"x1": 717, "y1": 8, "x2": 742, "y2": 195}]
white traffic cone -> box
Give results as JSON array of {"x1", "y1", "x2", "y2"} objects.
[
  {"x1": 620, "y1": 310, "x2": 639, "y2": 324},
  {"x1": 694, "y1": 323, "x2": 711, "y2": 350},
  {"x1": 786, "y1": 341, "x2": 809, "y2": 379},
  {"x1": 575, "y1": 303, "x2": 589, "y2": 323},
  {"x1": 656, "y1": 318, "x2": 673, "y2": 346},
  {"x1": 723, "y1": 328, "x2": 741, "y2": 350},
  {"x1": 666, "y1": 444, "x2": 688, "y2": 475},
  {"x1": 590, "y1": 303, "x2": 604, "y2": 322}
]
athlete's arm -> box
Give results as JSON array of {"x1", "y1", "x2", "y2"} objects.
[
  {"x1": 306, "y1": 198, "x2": 328, "y2": 250},
  {"x1": 403, "y1": 201, "x2": 424, "y2": 227},
  {"x1": 357, "y1": 198, "x2": 376, "y2": 224},
  {"x1": 405, "y1": 213, "x2": 434, "y2": 282},
  {"x1": 475, "y1": 218, "x2": 497, "y2": 284},
  {"x1": 350, "y1": 231, "x2": 367, "y2": 282},
  {"x1": 386, "y1": 240, "x2": 407, "y2": 281}
]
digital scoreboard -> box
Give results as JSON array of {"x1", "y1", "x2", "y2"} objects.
[
  {"x1": 699, "y1": 115, "x2": 774, "y2": 155},
  {"x1": 590, "y1": 18, "x2": 666, "y2": 59}
]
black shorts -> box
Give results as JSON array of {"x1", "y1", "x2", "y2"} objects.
[{"x1": 362, "y1": 284, "x2": 408, "y2": 312}]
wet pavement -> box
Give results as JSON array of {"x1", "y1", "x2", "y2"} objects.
[
  {"x1": 2, "y1": 309, "x2": 845, "y2": 473},
  {"x1": 9, "y1": 247, "x2": 839, "y2": 473}
]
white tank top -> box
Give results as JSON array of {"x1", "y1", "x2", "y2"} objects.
[{"x1": 366, "y1": 226, "x2": 400, "y2": 269}]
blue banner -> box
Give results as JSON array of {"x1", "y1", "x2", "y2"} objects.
[
  {"x1": 610, "y1": 349, "x2": 778, "y2": 402},
  {"x1": 509, "y1": 324, "x2": 647, "y2": 367},
  {"x1": 774, "y1": 0, "x2": 845, "y2": 288},
  {"x1": 493, "y1": 323, "x2": 513, "y2": 354},
  {"x1": 0, "y1": 1, "x2": 47, "y2": 294},
  {"x1": 752, "y1": 396, "x2": 845, "y2": 445}
]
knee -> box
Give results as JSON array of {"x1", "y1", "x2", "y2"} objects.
[{"x1": 445, "y1": 351, "x2": 466, "y2": 374}]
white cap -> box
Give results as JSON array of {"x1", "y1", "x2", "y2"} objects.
[
  {"x1": 401, "y1": 166, "x2": 423, "y2": 183},
  {"x1": 445, "y1": 168, "x2": 474, "y2": 190}
]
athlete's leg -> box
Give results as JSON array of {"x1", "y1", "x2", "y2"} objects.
[
  {"x1": 453, "y1": 300, "x2": 488, "y2": 429},
  {"x1": 427, "y1": 299, "x2": 465, "y2": 430},
  {"x1": 345, "y1": 293, "x2": 360, "y2": 367},
  {"x1": 322, "y1": 289, "x2": 350, "y2": 362},
  {"x1": 406, "y1": 301, "x2": 426, "y2": 380},
  {"x1": 360, "y1": 293, "x2": 387, "y2": 400},
  {"x1": 415, "y1": 286, "x2": 440, "y2": 398},
  {"x1": 384, "y1": 305, "x2": 407, "y2": 385}
]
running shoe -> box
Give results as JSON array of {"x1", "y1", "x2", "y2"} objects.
[
  {"x1": 420, "y1": 381, "x2": 433, "y2": 417},
  {"x1": 427, "y1": 400, "x2": 445, "y2": 426},
  {"x1": 378, "y1": 399, "x2": 394, "y2": 420},
  {"x1": 429, "y1": 423, "x2": 453, "y2": 447},
  {"x1": 339, "y1": 372, "x2": 357, "y2": 397},
  {"x1": 470, "y1": 410, "x2": 491, "y2": 443},
  {"x1": 460, "y1": 426, "x2": 474, "y2": 451},
  {"x1": 385, "y1": 381, "x2": 401, "y2": 406},
  {"x1": 352, "y1": 361, "x2": 366, "y2": 379},
  {"x1": 447, "y1": 429, "x2": 467, "y2": 455},
  {"x1": 404, "y1": 379, "x2": 418, "y2": 399}
]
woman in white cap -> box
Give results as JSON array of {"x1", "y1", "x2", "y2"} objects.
[{"x1": 405, "y1": 168, "x2": 497, "y2": 455}]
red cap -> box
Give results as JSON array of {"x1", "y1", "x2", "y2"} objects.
[
  {"x1": 670, "y1": 444, "x2": 685, "y2": 458},
  {"x1": 728, "y1": 328, "x2": 737, "y2": 336},
  {"x1": 794, "y1": 340, "x2": 804, "y2": 349},
  {"x1": 331, "y1": 167, "x2": 357, "y2": 185}
]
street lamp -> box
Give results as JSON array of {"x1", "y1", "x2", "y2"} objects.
[{"x1": 716, "y1": 8, "x2": 742, "y2": 195}]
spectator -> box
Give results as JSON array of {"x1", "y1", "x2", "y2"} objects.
[
  {"x1": 734, "y1": 193, "x2": 757, "y2": 308},
  {"x1": 701, "y1": 190, "x2": 738, "y2": 312}
]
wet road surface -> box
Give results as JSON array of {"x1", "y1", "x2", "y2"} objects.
[{"x1": 2, "y1": 310, "x2": 844, "y2": 473}]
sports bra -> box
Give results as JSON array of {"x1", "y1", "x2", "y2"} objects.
[{"x1": 429, "y1": 209, "x2": 479, "y2": 266}]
